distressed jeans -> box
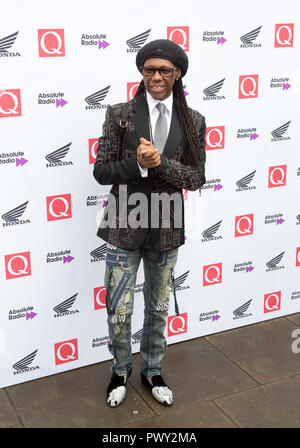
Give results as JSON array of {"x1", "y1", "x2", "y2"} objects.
[{"x1": 104, "y1": 244, "x2": 178, "y2": 378}]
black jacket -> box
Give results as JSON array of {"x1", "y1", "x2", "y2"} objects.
[{"x1": 93, "y1": 93, "x2": 206, "y2": 250}]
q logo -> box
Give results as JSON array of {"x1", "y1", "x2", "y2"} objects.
[
  {"x1": 167, "y1": 26, "x2": 189, "y2": 51},
  {"x1": 296, "y1": 248, "x2": 300, "y2": 267},
  {"x1": 46, "y1": 194, "x2": 72, "y2": 221},
  {"x1": 238, "y1": 75, "x2": 259, "y2": 99},
  {"x1": 203, "y1": 263, "x2": 222, "y2": 286},
  {"x1": 0, "y1": 89, "x2": 22, "y2": 118},
  {"x1": 235, "y1": 214, "x2": 254, "y2": 237},
  {"x1": 127, "y1": 82, "x2": 140, "y2": 101},
  {"x1": 38, "y1": 29, "x2": 65, "y2": 57},
  {"x1": 264, "y1": 291, "x2": 281, "y2": 314},
  {"x1": 54, "y1": 338, "x2": 78, "y2": 365},
  {"x1": 5, "y1": 251, "x2": 31, "y2": 280},
  {"x1": 268, "y1": 165, "x2": 287, "y2": 188},
  {"x1": 205, "y1": 126, "x2": 225, "y2": 150},
  {"x1": 275, "y1": 24, "x2": 294, "y2": 47},
  {"x1": 94, "y1": 286, "x2": 107, "y2": 310},
  {"x1": 168, "y1": 313, "x2": 187, "y2": 336},
  {"x1": 89, "y1": 138, "x2": 98, "y2": 164}
]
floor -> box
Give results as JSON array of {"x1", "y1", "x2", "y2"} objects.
[{"x1": 2, "y1": 313, "x2": 300, "y2": 428}]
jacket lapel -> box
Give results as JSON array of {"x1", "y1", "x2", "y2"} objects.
[
  {"x1": 162, "y1": 103, "x2": 183, "y2": 158},
  {"x1": 132, "y1": 93, "x2": 151, "y2": 143}
]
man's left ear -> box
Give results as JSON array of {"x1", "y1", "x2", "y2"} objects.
[{"x1": 176, "y1": 68, "x2": 181, "y2": 80}]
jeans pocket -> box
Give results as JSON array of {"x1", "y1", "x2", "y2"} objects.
[{"x1": 106, "y1": 249, "x2": 128, "y2": 268}]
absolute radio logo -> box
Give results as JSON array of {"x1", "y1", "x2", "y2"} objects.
[
  {"x1": 271, "y1": 121, "x2": 291, "y2": 141},
  {"x1": 233, "y1": 261, "x2": 254, "y2": 274},
  {"x1": 168, "y1": 313, "x2": 187, "y2": 337},
  {"x1": 0, "y1": 150, "x2": 28, "y2": 166},
  {"x1": 90, "y1": 244, "x2": 107, "y2": 262},
  {"x1": 203, "y1": 79, "x2": 225, "y2": 101},
  {"x1": 53, "y1": 293, "x2": 79, "y2": 318},
  {"x1": 38, "y1": 91, "x2": 68, "y2": 107},
  {"x1": 86, "y1": 193, "x2": 108, "y2": 207},
  {"x1": 94, "y1": 286, "x2": 107, "y2": 310},
  {"x1": 0, "y1": 31, "x2": 20, "y2": 57},
  {"x1": 274, "y1": 24, "x2": 294, "y2": 47},
  {"x1": 265, "y1": 212, "x2": 285, "y2": 225},
  {"x1": 126, "y1": 29, "x2": 151, "y2": 52},
  {"x1": 0, "y1": 89, "x2": 22, "y2": 118},
  {"x1": 202, "y1": 28, "x2": 227, "y2": 45},
  {"x1": 239, "y1": 75, "x2": 259, "y2": 99},
  {"x1": 205, "y1": 126, "x2": 225, "y2": 150},
  {"x1": 46, "y1": 194, "x2": 72, "y2": 221},
  {"x1": 12, "y1": 349, "x2": 39, "y2": 375},
  {"x1": 85, "y1": 86, "x2": 110, "y2": 110},
  {"x1": 46, "y1": 249, "x2": 74, "y2": 264},
  {"x1": 45, "y1": 142, "x2": 73, "y2": 167},
  {"x1": 8, "y1": 306, "x2": 37, "y2": 322},
  {"x1": 236, "y1": 170, "x2": 256, "y2": 192},
  {"x1": 268, "y1": 165, "x2": 287, "y2": 188},
  {"x1": 54, "y1": 339, "x2": 78, "y2": 365},
  {"x1": 127, "y1": 82, "x2": 140, "y2": 101},
  {"x1": 92, "y1": 335, "x2": 109, "y2": 349},
  {"x1": 201, "y1": 220, "x2": 222, "y2": 242},
  {"x1": 235, "y1": 214, "x2": 254, "y2": 237},
  {"x1": 5, "y1": 252, "x2": 31, "y2": 280},
  {"x1": 202, "y1": 178, "x2": 223, "y2": 193},
  {"x1": 199, "y1": 309, "x2": 221, "y2": 323},
  {"x1": 203, "y1": 263, "x2": 222, "y2": 286},
  {"x1": 240, "y1": 26, "x2": 262, "y2": 48},
  {"x1": 236, "y1": 127, "x2": 259, "y2": 141},
  {"x1": 167, "y1": 27, "x2": 189, "y2": 51},
  {"x1": 264, "y1": 291, "x2": 281, "y2": 313},
  {"x1": 2, "y1": 201, "x2": 30, "y2": 227},
  {"x1": 270, "y1": 76, "x2": 291, "y2": 91},
  {"x1": 233, "y1": 299, "x2": 252, "y2": 320},
  {"x1": 266, "y1": 251, "x2": 285, "y2": 272},
  {"x1": 81, "y1": 33, "x2": 109, "y2": 50},
  {"x1": 38, "y1": 29, "x2": 65, "y2": 57},
  {"x1": 291, "y1": 291, "x2": 300, "y2": 301}
]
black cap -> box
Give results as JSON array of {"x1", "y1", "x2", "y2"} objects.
[{"x1": 136, "y1": 39, "x2": 188, "y2": 77}]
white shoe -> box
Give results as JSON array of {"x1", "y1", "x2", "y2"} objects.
[
  {"x1": 106, "y1": 373, "x2": 127, "y2": 407},
  {"x1": 141, "y1": 373, "x2": 174, "y2": 406}
]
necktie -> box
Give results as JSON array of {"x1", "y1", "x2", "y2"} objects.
[{"x1": 154, "y1": 102, "x2": 168, "y2": 154}]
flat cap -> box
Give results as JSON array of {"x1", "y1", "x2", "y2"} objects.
[{"x1": 136, "y1": 39, "x2": 188, "y2": 77}]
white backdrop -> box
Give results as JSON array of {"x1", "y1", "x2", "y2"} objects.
[{"x1": 0, "y1": 0, "x2": 299, "y2": 388}]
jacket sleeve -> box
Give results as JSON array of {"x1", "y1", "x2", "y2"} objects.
[
  {"x1": 93, "y1": 105, "x2": 141, "y2": 185},
  {"x1": 154, "y1": 114, "x2": 206, "y2": 191}
]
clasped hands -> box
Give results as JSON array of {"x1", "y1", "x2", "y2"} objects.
[{"x1": 137, "y1": 137, "x2": 161, "y2": 169}]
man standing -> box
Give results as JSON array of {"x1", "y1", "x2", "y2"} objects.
[{"x1": 93, "y1": 39, "x2": 206, "y2": 407}]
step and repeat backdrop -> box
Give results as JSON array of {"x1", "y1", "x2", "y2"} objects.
[{"x1": 0, "y1": 0, "x2": 299, "y2": 387}]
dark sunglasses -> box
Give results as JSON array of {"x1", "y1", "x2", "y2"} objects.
[{"x1": 141, "y1": 66, "x2": 178, "y2": 78}]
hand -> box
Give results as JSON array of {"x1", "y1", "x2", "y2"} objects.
[{"x1": 137, "y1": 137, "x2": 161, "y2": 168}]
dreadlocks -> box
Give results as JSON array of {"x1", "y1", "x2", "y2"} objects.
[{"x1": 135, "y1": 79, "x2": 201, "y2": 165}]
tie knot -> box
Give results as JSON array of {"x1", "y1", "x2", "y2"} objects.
[{"x1": 156, "y1": 102, "x2": 166, "y2": 114}]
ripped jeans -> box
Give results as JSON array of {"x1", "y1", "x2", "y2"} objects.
[{"x1": 104, "y1": 245, "x2": 179, "y2": 377}]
